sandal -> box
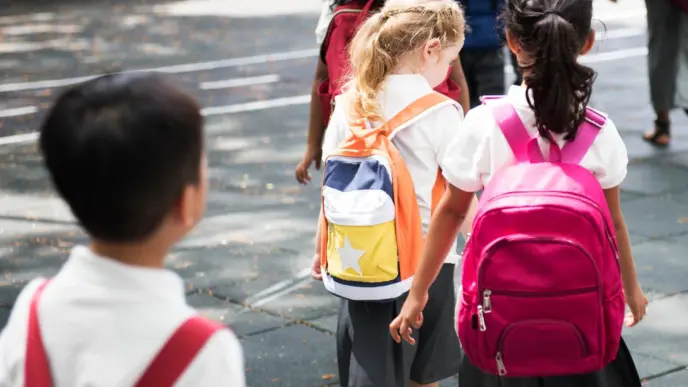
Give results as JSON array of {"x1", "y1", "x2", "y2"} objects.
[{"x1": 642, "y1": 119, "x2": 671, "y2": 147}]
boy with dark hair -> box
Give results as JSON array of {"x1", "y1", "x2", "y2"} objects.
[{"x1": 0, "y1": 72, "x2": 246, "y2": 386}]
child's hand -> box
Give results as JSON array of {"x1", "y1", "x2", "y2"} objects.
[
  {"x1": 311, "y1": 253, "x2": 323, "y2": 281},
  {"x1": 389, "y1": 290, "x2": 428, "y2": 345},
  {"x1": 295, "y1": 147, "x2": 322, "y2": 185},
  {"x1": 624, "y1": 284, "x2": 648, "y2": 327}
]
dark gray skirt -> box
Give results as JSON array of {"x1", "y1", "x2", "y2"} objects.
[{"x1": 459, "y1": 337, "x2": 642, "y2": 387}]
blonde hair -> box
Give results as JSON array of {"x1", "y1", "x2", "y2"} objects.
[{"x1": 342, "y1": 0, "x2": 465, "y2": 122}]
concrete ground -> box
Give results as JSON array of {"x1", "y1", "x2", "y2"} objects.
[{"x1": 0, "y1": 0, "x2": 687, "y2": 385}]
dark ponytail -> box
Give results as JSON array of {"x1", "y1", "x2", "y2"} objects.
[{"x1": 504, "y1": 0, "x2": 596, "y2": 140}]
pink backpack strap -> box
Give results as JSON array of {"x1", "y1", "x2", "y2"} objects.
[
  {"x1": 25, "y1": 280, "x2": 53, "y2": 387},
  {"x1": 485, "y1": 98, "x2": 558, "y2": 163},
  {"x1": 560, "y1": 107, "x2": 606, "y2": 164},
  {"x1": 134, "y1": 316, "x2": 225, "y2": 387},
  {"x1": 486, "y1": 97, "x2": 606, "y2": 165}
]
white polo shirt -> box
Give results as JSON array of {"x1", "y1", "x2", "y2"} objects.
[
  {"x1": 442, "y1": 85, "x2": 629, "y2": 192},
  {"x1": 0, "y1": 246, "x2": 245, "y2": 387},
  {"x1": 322, "y1": 74, "x2": 464, "y2": 264}
]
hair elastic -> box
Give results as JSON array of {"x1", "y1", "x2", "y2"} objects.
[{"x1": 541, "y1": 9, "x2": 562, "y2": 18}]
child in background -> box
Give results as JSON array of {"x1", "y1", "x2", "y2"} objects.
[
  {"x1": 0, "y1": 73, "x2": 245, "y2": 386},
  {"x1": 391, "y1": 0, "x2": 646, "y2": 385},
  {"x1": 295, "y1": 0, "x2": 471, "y2": 185},
  {"x1": 457, "y1": 0, "x2": 508, "y2": 108},
  {"x1": 311, "y1": 1, "x2": 474, "y2": 386}
]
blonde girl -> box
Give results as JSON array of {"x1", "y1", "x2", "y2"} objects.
[{"x1": 310, "y1": 1, "x2": 475, "y2": 386}]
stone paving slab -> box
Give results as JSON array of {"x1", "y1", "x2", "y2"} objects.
[
  {"x1": 631, "y1": 237, "x2": 688, "y2": 301},
  {"x1": 240, "y1": 324, "x2": 338, "y2": 387},
  {"x1": 616, "y1": 196, "x2": 688, "y2": 239},
  {"x1": 631, "y1": 352, "x2": 683, "y2": 382},
  {"x1": 187, "y1": 293, "x2": 289, "y2": 338},
  {"x1": 622, "y1": 163, "x2": 688, "y2": 196},
  {"x1": 248, "y1": 282, "x2": 338, "y2": 322},
  {"x1": 644, "y1": 369, "x2": 688, "y2": 386},
  {"x1": 624, "y1": 294, "x2": 688, "y2": 367},
  {"x1": 309, "y1": 314, "x2": 338, "y2": 334}
]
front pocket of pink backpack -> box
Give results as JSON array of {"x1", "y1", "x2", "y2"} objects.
[{"x1": 497, "y1": 320, "x2": 589, "y2": 376}]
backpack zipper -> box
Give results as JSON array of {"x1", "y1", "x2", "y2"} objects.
[
  {"x1": 496, "y1": 352, "x2": 507, "y2": 375},
  {"x1": 477, "y1": 305, "x2": 487, "y2": 331},
  {"x1": 482, "y1": 286, "x2": 599, "y2": 312}
]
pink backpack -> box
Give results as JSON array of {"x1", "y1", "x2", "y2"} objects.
[{"x1": 457, "y1": 97, "x2": 625, "y2": 377}]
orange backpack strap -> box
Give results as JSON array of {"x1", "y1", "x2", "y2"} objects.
[
  {"x1": 134, "y1": 316, "x2": 225, "y2": 387},
  {"x1": 386, "y1": 92, "x2": 456, "y2": 138},
  {"x1": 348, "y1": 92, "x2": 457, "y2": 140},
  {"x1": 25, "y1": 280, "x2": 53, "y2": 387}
]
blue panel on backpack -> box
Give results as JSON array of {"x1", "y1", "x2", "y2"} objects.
[{"x1": 324, "y1": 158, "x2": 393, "y2": 199}]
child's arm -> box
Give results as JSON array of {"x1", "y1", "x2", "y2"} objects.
[
  {"x1": 604, "y1": 185, "x2": 648, "y2": 327},
  {"x1": 458, "y1": 194, "x2": 478, "y2": 240},
  {"x1": 450, "y1": 58, "x2": 471, "y2": 115},
  {"x1": 296, "y1": 59, "x2": 329, "y2": 184},
  {"x1": 390, "y1": 184, "x2": 474, "y2": 344}
]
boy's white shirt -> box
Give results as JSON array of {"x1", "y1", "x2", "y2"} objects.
[
  {"x1": 0, "y1": 246, "x2": 246, "y2": 387},
  {"x1": 441, "y1": 85, "x2": 629, "y2": 192},
  {"x1": 322, "y1": 74, "x2": 464, "y2": 264}
]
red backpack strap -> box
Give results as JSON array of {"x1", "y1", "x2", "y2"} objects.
[
  {"x1": 322, "y1": 0, "x2": 377, "y2": 55},
  {"x1": 134, "y1": 316, "x2": 225, "y2": 387},
  {"x1": 25, "y1": 280, "x2": 53, "y2": 387},
  {"x1": 560, "y1": 107, "x2": 606, "y2": 164},
  {"x1": 356, "y1": 0, "x2": 377, "y2": 25}
]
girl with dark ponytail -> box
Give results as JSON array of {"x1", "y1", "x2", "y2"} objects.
[
  {"x1": 392, "y1": 0, "x2": 646, "y2": 386},
  {"x1": 505, "y1": 0, "x2": 597, "y2": 141}
]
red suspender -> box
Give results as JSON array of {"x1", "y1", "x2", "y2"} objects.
[
  {"x1": 25, "y1": 280, "x2": 52, "y2": 387},
  {"x1": 133, "y1": 317, "x2": 224, "y2": 387},
  {"x1": 24, "y1": 281, "x2": 225, "y2": 387}
]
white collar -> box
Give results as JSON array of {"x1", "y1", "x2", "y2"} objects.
[
  {"x1": 56, "y1": 245, "x2": 186, "y2": 304},
  {"x1": 506, "y1": 84, "x2": 534, "y2": 108},
  {"x1": 378, "y1": 74, "x2": 435, "y2": 119}
]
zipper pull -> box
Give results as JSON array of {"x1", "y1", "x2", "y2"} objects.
[
  {"x1": 477, "y1": 305, "x2": 487, "y2": 332},
  {"x1": 496, "y1": 352, "x2": 507, "y2": 376},
  {"x1": 482, "y1": 289, "x2": 492, "y2": 313}
]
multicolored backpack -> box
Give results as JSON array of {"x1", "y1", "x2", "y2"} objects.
[
  {"x1": 319, "y1": 92, "x2": 458, "y2": 301},
  {"x1": 457, "y1": 97, "x2": 625, "y2": 377},
  {"x1": 317, "y1": 0, "x2": 461, "y2": 125}
]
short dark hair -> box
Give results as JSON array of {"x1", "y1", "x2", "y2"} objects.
[
  {"x1": 503, "y1": 0, "x2": 596, "y2": 140},
  {"x1": 39, "y1": 72, "x2": 204, "y2": 242}
]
